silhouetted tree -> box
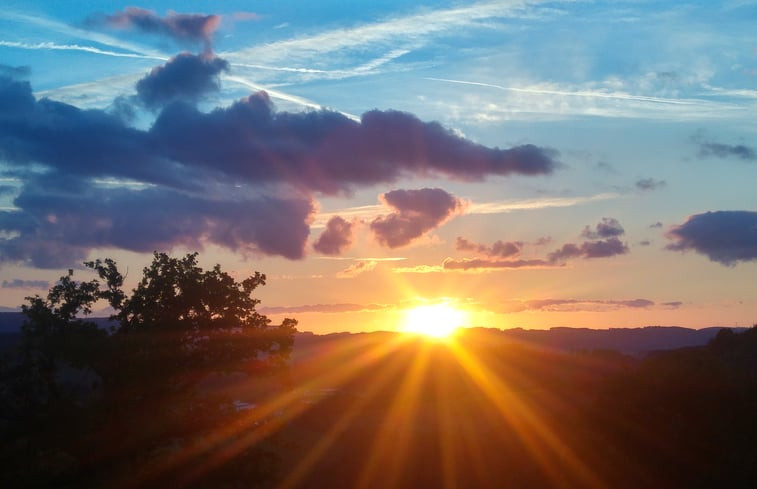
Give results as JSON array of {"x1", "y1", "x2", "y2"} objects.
[{"x1": 1, "y1": 252, "x2": 296, "y2": 488}]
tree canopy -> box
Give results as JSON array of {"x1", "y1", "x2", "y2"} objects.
[{"x1": 1, "y1": 252, "x2": 296, "y2": 488}]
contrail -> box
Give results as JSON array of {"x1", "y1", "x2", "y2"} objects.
[
  {"x1": 0, "y1": 40, "x2": 166, "y2": 60},
  {"x1": 425, "y1": 77, "x2": 705, "y2": 106}
]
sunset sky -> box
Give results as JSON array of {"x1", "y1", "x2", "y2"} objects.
[{"x1": 1, "y1": 0, "x2": 756, "y2": 333}]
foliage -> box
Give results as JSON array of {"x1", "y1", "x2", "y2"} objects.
[{"x1": 0, "y1": 252, "x2": 296, "y2": 488}]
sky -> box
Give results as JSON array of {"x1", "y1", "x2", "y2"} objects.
[{"x1": 1, "y1": 0, "x2": 756, "y2": 333}]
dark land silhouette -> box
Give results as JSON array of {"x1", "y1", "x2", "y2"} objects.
[{"x1": 1, "y1": 254, "x2": 756, "y2": 488}]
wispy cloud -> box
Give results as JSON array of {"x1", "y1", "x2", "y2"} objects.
[
  {"x1": 0, "y1": 40, "x2": 166, "y2": 60},
  {"x1": 314, "y1": 193, "x2": 620, "y2": 228},
  {"x1": 0, "y1": 10, "x2": 165, "y2": 58},
  {"x1": 425, "y1": 77, "x2": 745, "y2": 121},
  {"x1": 223, "y1": 1, "x2": 545, "y2": 66}
]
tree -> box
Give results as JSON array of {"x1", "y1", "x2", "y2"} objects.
[{"x1": 1, "y1": 252, "x2": 296, "y2": 488}]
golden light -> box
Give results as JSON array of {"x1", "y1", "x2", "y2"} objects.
[{"x1": 399, "y1": 302, "x2": 469, "y2": 339}]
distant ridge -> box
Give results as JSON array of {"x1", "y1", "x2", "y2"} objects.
[
  {"x1": 0, "y1": 312, "x2": 746, "y2": 355},
  {"x1": 295, "y1": 325, "x2": 748, "y2": 356}
]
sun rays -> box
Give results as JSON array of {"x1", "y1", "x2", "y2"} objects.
[{"x1": 133, "y1": 326, "x2": 611, "y2": 488}]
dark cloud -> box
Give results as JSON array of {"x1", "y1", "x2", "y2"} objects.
[
  {"x1": 313, "y1": 216, "x2": 354, "y2": 255},
  {"x1": 90, "y1": 7, "x2": 220, "y2": 48},
  {"x1": 636, "y1": 178, "x2": 666, "y2": 191},
  {"x1": 698, "y1": 141, "x2": 756, "y2": 161},
  {"x1": 136, "y1": 53, "x2": 228, "y2": 109},
  {"x1": 371, "y1": 188, "x2": 464, "y2": 248},
  {"x1": 650, "y1": 221, "x2": 663, "y2": 228},
  {"x1": 442, "y1": 257, "x2": 552, "y2": 271},
  {"x1": 151, "y1": 101, "x2": 559, "y2": 194},
  {"x1": 0, "y1": 72, "x2": 558, "y2": 268},
  {"x1": 0, "y1": 185, "x2": 314, "y2": 267},
  {"x1": 663, "y1": 301, "x2": 683, "y2": 309},
  {"x1": 455, "y1": 237, "x2": 522, "y2": 258},
  {"x1": 548, "y1": 237, "x2": 629, "y2": 262},
  {"x1": 638, "y1": 240, "x2": 651, "y2": 246},
  {"x1": 666, "y1": 211, "x2": 757, "y2": 266},
  {"x1": 2, "y1": 278, "x2": 49, "y2": 289},
  {"x1": 1, "y1": 76, "x2": 558, "y2": 195},
  {"x1": 581, "y1": 217, "x2": 625, "y2": 239}
]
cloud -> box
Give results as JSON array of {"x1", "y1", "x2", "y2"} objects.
[
  {"x1": 0, "y1": 64, "x2": 30, "y2": 78},
  {"x1": 136, "y1": 52, "x2": 229, "y2": 108},
  {"x1": 313, "y1": 216, "x2": 354, "y2": 255},
  {"x1": 581, "y1": 217, "x2": 625, "y2": 239},
  {"x1": 370, "y1": 188, "x2": 464, "y2": 248},
  {"x1": 636, "y1": 178, "x2": 666, "y2": 191},
  {"x1": 90, "y1": 7, "x2": 220, "y2": 49},
  {"x1": 548, "y1": 237, "x2": 629, "y2": 262},
  {"x1": 336, "y1": 260, "x2": 377, "y2": 278},
  {"x1": 2, "y1": 278, "x2": 49, "y2": 289},
  {"x1": 391, "y1": 264, "x2": 444, "y2": 274},
  {"x1": 455, "y1": 237, "x2": 522, "y2": 258},
  {"x1": 698, "y1": 141, "x2": 756, "y2": 161},
  {"x1": 0, "y1": 69, "x2": 557, "y2": 267},
  {"x1": 650, "y1": 221, "x2": 663, "y2": 228},
  {"x1": 442, "y1": 257, "x2": 553, "y2": 271},
  {"x1": 150, "y1": 98, "x2": 558, "y2": 195},
  {"x1": 0, "y1": 185, "x2": 314, "y2": 268},
  {"x1": 494, "y1": 298, "x2": 656, "y2": 313},
  {"x1": 666, "y1": 210, "x2": 757, "y2": 266},
  {"x1": 260, "y1": 303, "x2": 386, "y2": 314}
]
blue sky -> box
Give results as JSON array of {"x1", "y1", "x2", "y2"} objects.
[{"x1": 1, "y1": 1, "x2": 756, "y2": 332}]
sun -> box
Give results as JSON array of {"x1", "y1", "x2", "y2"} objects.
[{"x1": 400, "y1": 303, "x2": 469, "y2": 339}]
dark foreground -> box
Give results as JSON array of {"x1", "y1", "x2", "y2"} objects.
[{"x1": 4, "y1": 325, "x2": 756, "y2": 488}]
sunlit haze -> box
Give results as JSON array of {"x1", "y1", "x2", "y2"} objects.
[{"x1": 399, "y1": 302, "x2": 468, "y2": 338}]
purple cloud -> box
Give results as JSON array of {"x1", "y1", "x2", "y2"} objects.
[
  {"x1": 666, "y1": 211, "x2": 757, "y2": 266},
  {"x1": 136, "y1": 53, "x2": 228, "y2": 109},
  {"x1": 151, "y1": 100, "x2": 559, "y2": 194},
  {"x1": 0, "y1": 70, "x2": 558, "y2": 268},
  {"x1": 91, "y1": 7, "x2": 220, "y2": 48},
  {"x1": 548, "y1": 237, "x2": 629, "y2": 262},
  {"x1": 581, "y1": 217, "x2": 625, "y2": 239},
  {"x1": 371, "y1": 188, "x2": 464, "y2": 248},
  {"x1": 698, "y1": 141, "x2": 756, "y2": 161},
  {"x1": 0, "y1": 185, "x2": 314, "y2": 267},
  {"x1": 313, "y1": 216, "x2": 354, "y2": 255},
  {"x1": 456, "y1": 237, "x2": 522, "y2": 258}
]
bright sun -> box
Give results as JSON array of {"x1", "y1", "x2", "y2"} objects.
[{"x1": 400, "y1": 303, "x2": 469, "y2": 339}]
